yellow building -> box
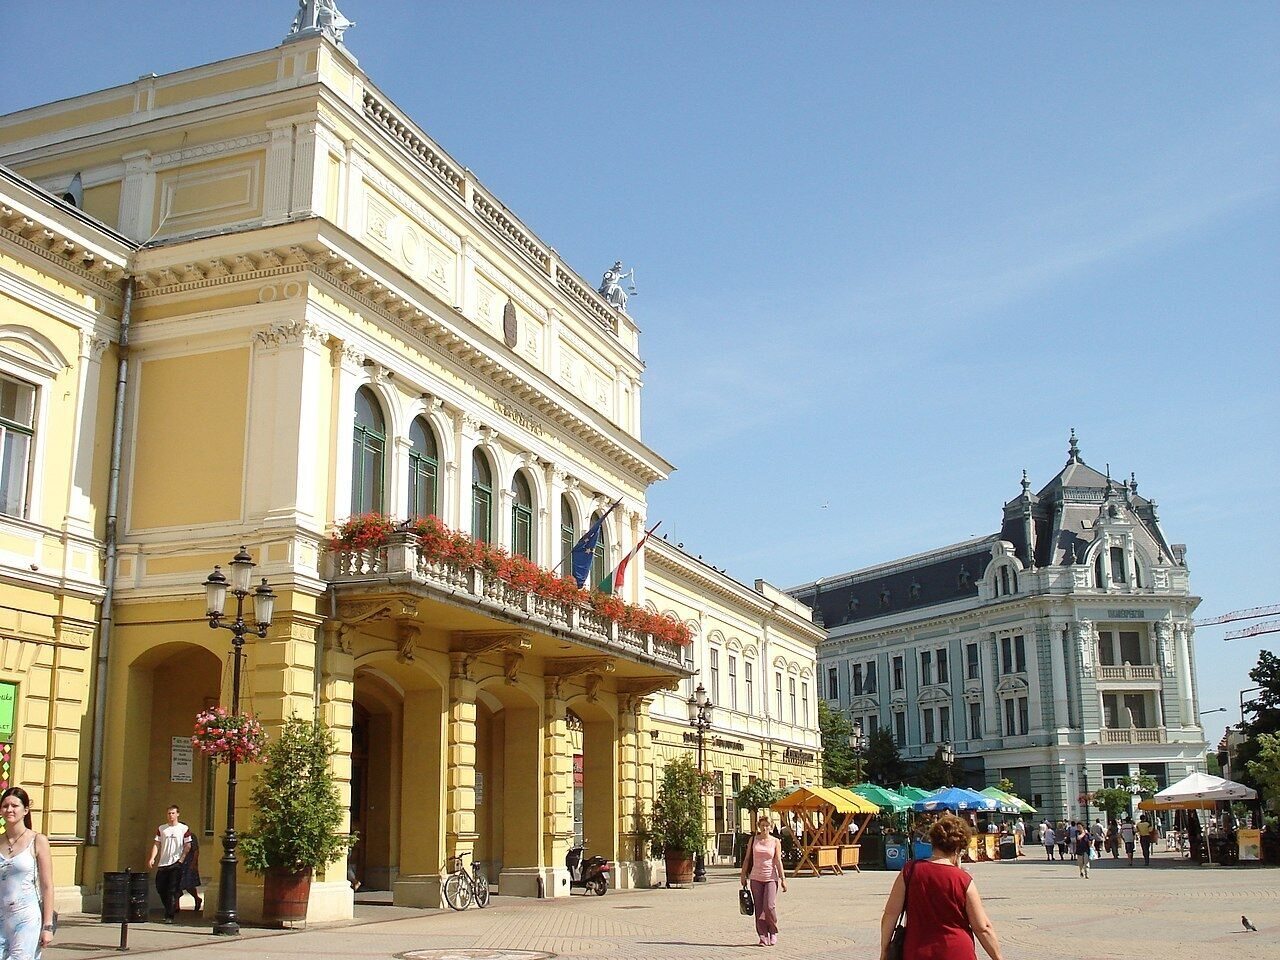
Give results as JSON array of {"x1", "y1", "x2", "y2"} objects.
[
  {"x1": 0, "y1": 16, "x2": 821, "y2": 919},
  {"x1": 0, "y1": 166, "x2": 132, "y2": 911}
]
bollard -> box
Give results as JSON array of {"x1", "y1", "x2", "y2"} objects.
[{"x1": 118, "y1": 867, "x2": 130, "y2": 952}]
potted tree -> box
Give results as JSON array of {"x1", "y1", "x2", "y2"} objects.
[
  {"x1": 649, "y1": 755, "x2": 708, "y2": 886},
  {"x1": 241, "y1": 716, "x2": 357, "y2": 924}
]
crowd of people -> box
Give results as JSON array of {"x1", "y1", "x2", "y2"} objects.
[{"x1": 1036, "y1": 814, "x2": 1161, "y2": 867}]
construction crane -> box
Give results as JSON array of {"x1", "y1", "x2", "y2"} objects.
[{"x1": 1192, "y1": 604, "x2": 1280, "y2": 641}]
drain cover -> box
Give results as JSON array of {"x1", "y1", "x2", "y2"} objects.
[{"x1": 402, "y1": 952, "x2": 555, "y2": 960}]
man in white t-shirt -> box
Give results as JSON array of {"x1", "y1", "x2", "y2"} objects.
[
  {"x1": 1119, "y1": 817, "x2": 1137, "y2": 865},
  {"x1": 148, "y1": 805, "x2": 192, "y2": 922}
]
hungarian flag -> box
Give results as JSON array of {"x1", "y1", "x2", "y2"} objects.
[
  {"x1": 598, "y1": 521, "x2": 661, "y2": 595},
  {"x1": 570, "y1": 500, "x2": 621, "y2": 588}
]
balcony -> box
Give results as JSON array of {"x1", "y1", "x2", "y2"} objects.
[
  {"x1": 1100, "y1": 727, "x2": 1167, "y2": 744},
  {"x1": 325, "y1": 533, "x2": 687, "y2": 672},
  {"x1": 1097, "y1": 664, "x2": 1158, "y2": 681}
]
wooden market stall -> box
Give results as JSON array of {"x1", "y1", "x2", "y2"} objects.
[{"x1": 772, "y1": 786, "x2": 880, "y2": 876}]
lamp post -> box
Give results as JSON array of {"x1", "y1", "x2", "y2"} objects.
[
  {"x1": 848, "y1": 722, "x2": 868, "y2": 784},
  {"x1": 202, "y1": 547, "x2": 275, "y2": 936},
  {"x1": 940, "y1": 740, "x2": 955, "y2": 785},
  {"x1": 686, "y1": 682, "x2": 714, "y2": 883}
]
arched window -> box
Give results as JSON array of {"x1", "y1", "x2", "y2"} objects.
[
  {"x1": 407, "y1": 417, "x2": 438, "y2": 519},
  {"x1": 998, "y1": 565, "x2": 1017, "y2": 596},
  {"x1": 511, "y1": 472, "x2": 534, "y2": 559},
  {"x1": 351, "y1": 386, "x2": 386, "y2": 515},
  {"x1": 589, "y1": 510, "x2": 609, "y2": 590},
  {"x1": 1094, "y1": 553, "x2": 1106, "y2": 588},
  {"x1": 560, "y1": 495, "x2": 576, "y2": 570},
  {"x1": 471, "y1": 449, "x2": 493, "y2": 542}
]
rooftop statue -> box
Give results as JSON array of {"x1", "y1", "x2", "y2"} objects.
[
  {"x1": 597, "y1": 260, "x2": 637, "y2": 313},
  {"x1": 287, "y1": 0, "x2": 355, "y2": 45}
]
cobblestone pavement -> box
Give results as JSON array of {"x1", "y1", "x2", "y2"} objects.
[{"x1": 46, "y1": 852, "x2": 1279, "y2": 960}]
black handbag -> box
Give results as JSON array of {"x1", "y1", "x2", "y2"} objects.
[
  {"x1": 885, "y1": 861, "x2": 913, "y2": 960},
  {"x1": 739, "y1": 886, "x2": 755, "y2": 916}
]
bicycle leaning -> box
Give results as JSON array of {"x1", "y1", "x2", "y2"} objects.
[{"x1": 442, "y1": 851, "x2": 490, "y2": 911}]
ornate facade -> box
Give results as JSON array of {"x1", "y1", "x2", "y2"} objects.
[
  {"x1": 0, "y1": 21, "x2": 820, "y2": 919},
  {"x1": 792, "y1": 435, "x2": 1207, "y2": 821}
]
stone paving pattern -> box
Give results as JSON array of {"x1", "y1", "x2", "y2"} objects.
[{"x1": 45, "y1": 853, "x2": 1279, "y2": 960}]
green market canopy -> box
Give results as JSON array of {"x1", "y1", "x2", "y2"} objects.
[
  {"x1": 851, "y1": 782, "x2": 913, "y2": 813},
  {"x1": 981, "y1": 786, "x2": 1035, "y2": 814}
]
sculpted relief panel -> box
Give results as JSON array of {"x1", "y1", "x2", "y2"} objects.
[
  {"x1": 558, "y1": 341, "x2": 613, "y2": 417},
  {"x1": 361, "y1": 186, "x2": 456, "y2": 302}
]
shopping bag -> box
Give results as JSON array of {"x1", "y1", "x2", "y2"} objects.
[{"x1": 739, "y1": 887, "x2": 755, "y2": 916}]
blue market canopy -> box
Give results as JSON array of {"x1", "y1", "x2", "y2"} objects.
[{"x1": 913, "y1": 786, "x2": 999, "y2": 813}]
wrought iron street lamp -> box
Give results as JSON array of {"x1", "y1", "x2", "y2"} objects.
[
  {"x1": 848, "y1": 722, "x2": 868, "y2": 784},
  {"x1": 203, "y1": 547, "x2": 275, "y2": 936},
  {"x1": 940, "y1": 740, "x2": 955, "y2": 784},
  {"x1": 686, "y1": 682, "x2": 714, "y2": 883}
]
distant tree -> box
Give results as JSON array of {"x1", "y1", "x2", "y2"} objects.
[
  {"x1": 1124, "y1": 773, "x2": 1159, "y2": 798},
  {"x1": 996, "y1": 777, "x2": 1018, "y2": 796},
  {"x1": 1206, "y1": 749, "x2": 1222, "y2": 777},
  {"x1": 1090, "y1": 787, "x2": 1132, "y2": 822},
  {"x1": 817, "y1": 700, "x2": 856, "y2": 786},
  {"x1": 1245, "y1": 733, "x2": 1280, "y2": 809},
  {"x1": 917, "y1": 746, "x2": 960, "y2": 791},
  {"x1": 864, "y1": 728, "x2": 906, "y2": 786},
  {"x1": 736, "y1": 779, "x2": 784, "y2": 819},
  {"x1": 1235, "y1": 651, "x2": 1280, "y2": 793}
]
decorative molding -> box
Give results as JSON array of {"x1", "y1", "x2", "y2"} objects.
[
  {"x1": 253, "y1": 319, "x2": 328, "y2": 349},
  {"x1": 151, "y1": 132, "x2": 272, "y2": 169}
]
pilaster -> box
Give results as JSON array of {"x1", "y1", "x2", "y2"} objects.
[
  {"x1": 1047, "y1": 619, "x2": 1069, "y2": 732},
  {"x1": 541, "y1": 677, "x2": 573, "y2": 898},
  {"x1": 118, "y1": 150, "x2": 155, "y2": 240},
  {"x1": 445, "y1": 652, "x2": 479, "y2": 861}
]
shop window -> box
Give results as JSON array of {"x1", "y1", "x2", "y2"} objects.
[
  {"x1": 351, "y1": 386, "x2": 386, "y2": 515},
  {"x1": 407, "y1": 416, "x2": 439, "y2": 519},
  {"x1": 0, "y1": 681, "x2": 15, "y2": 789}
]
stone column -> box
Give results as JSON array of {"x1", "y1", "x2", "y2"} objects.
[
  {"x1": 981, "y1": 633, "x2": 1000, "y2": 738},
  {"x1": 1048, "y1": 620, "x2": 1070, "y2": 732},
  {"x1": 1175, "y1": 623, "x2": 1195, "y2": 726},
  {"x1": 445, "y1": 653, "x2": 479, "y2": 863},
  {"x1": 1024, "y1": 628, "x2": 1044, "y2": 733},
  {"x1": 541, "y1": 678, "x2": 573, "y2": 898}
]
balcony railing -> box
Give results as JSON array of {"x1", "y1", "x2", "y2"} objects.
[
  {"x1": 1097, "y1": 664, "x2": 1159, "y2": 681},
  {"x1": 327, "y1": 535, "x2": 685, "y2": 670},
  {"x1": 1101, "y1": 727, "x2": 1167, "y2": 744}
]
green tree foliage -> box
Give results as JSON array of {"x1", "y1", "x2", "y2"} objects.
[
  {"x1": 864, "y1": 728, "x2": 907, "y2": 786},
  {"x1": 1124, "y1": 773, "x2": 1158, "y2": 798},
  {"x1": 917, "y1": 746, "x2": 959, "y2": 790},
  {"x1": 1206, "y1": 749, "x2": 1222, "y2": 777},
  {"x1": 1245, "y1": 732, "x2": 1280, "y2": 808},
  {"x1": 817, "y1": 700, "x2": 857, "y2": 786},
  {"x1": 240, "y1": 715, "x2": 357, "y2": 874},
  {"x1": 650, "y1": 755, "x2": 709, "y2": 855},
  {"x1": 736, "y1": 778, "x2": 784, "y2": 816},
  {"x1": 1089, "y1": 787, "x2": 1133, "y2": 821},
  {"x1": 1235, "y1": 651, "x2": 1280, "y2": 793}
]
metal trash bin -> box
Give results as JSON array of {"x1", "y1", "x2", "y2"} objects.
[
  {"x1": 102, "y1": 871, "x2": 149, "y2": 923},
  {"x1": 884, "y1": 843, "x2": 907, "y2": 871}
]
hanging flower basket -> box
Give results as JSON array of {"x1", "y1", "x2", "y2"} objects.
[{"x1": 192, "y1": 707, "x2": 267, "y2": 764}]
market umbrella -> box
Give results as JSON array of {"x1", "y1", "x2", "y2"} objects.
[
  {"x1": 914, "y1": 787, "x2": 999, "y2": 813},
  {"x1": 980, "y1": 786, "x2": 1033, "y2": 814},
  {"x1": 851, "y1": 782, "x2": 913, "y2": 813},
  {"x1": 896, "y1": 785, "x2": 934, "y2": 804}
]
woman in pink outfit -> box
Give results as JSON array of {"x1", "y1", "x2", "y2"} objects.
[{"x1": 739, "y1": 814, "x2": 787, "y2": 946}]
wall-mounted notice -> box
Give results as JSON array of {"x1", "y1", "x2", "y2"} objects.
[{"x1": 171, "y1": 737, "x2": 194, "y2": 783}]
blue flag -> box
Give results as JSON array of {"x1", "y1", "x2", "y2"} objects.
[{"x1": 571, "y1": 501, "x2": 620, "y2": 588}]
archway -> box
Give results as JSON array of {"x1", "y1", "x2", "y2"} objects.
[
  {"x1": 565, "y1": 696, "x2": 619, "y2": 870},
  {"x1": 473, "y1": 678, "x2": 542, "y2": 896},
  {"x1": 120, "y1": 642, "x2": 222, "y2": 867},
  {"x1": 351, "y1": 654, "x2": 446, "y2": 905}
]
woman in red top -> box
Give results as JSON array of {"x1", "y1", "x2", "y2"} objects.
[{"x1": 878, "y1": 813, "x2": 1003, "y2": 960}]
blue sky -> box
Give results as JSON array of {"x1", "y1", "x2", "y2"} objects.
[{"x1": 5, "y1": 2, "x2": 1277, "y2": 750}]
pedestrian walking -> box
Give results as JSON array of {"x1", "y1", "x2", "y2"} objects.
[
  {"x1": 1136, "y1": 815, "x2": 1155, "y2": 866},
  {"x1": 1056, "y1": 820, "x2": 1069, "y2": 861},
  {"x1": 1119, "y1": 817, "x2": 1136, "y2": 865},
  {"x1": 147, "y1": 805, "x2": 192, "y2": 923},
  {"x1": 739, "y1": 814, "x2": 786, "y2": 947},
  {"x1": 1108, "y1": 819, "x2": 1121, "y2": 859},
  {"x1": 1012, "y1": 818, "x2": 1025, "y2": 857},
  {"x1": 1042, "y1": 824, "x2": 1056, "y2": 861},
  {"x1": 0, "y1": 787, "x2": 56, "y2": 957},
  {"x1": 1092, "y1": 818, "x2": 1105, "y2": 856},
  {"x1": 179, "y1": 833, "x2": 202, "y2": 912},
  {"x1": 878, "y1": 813, "x2": 1004, "y2": 960},
  {"x1": 1074, "y1": 823, "x2": 1093, "y2": 879}
]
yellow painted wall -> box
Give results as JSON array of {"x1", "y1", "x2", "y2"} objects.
[
  {"x1": 82, "y1": 181, "x2": 122, "y2": 229},
  {"x1": 131, "y1": 348, "x2": 248, "y2": 529}
]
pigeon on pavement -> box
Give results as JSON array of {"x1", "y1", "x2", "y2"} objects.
[{"x1": 1242, "y1": 916, "x2": 1258, "y2": 932}]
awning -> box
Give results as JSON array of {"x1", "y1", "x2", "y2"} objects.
[
  {"x1": 851, "y1": 782, "x2": 913, "y2": 813},
  {"x1": 772, "y1": 786, "x2": 879, "y2": 814},
  {"x1": 981, "y1": 786, "x2": 1036, "y2": 814},
  {"x1": 1138, "y1": 771, "x2": 1257, "y2": 810}
]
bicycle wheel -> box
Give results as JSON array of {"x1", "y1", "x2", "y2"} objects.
[
  {"x1": 442, "y1": 872, "x2": 472, "y2": 911},
  {"x1": 473, "y1": 874, "x2": 490, "y2": 908}
]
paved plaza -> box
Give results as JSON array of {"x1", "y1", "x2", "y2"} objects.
[{"x1": 45, "y1": 853, "x2": 1277, "y2": 960}]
